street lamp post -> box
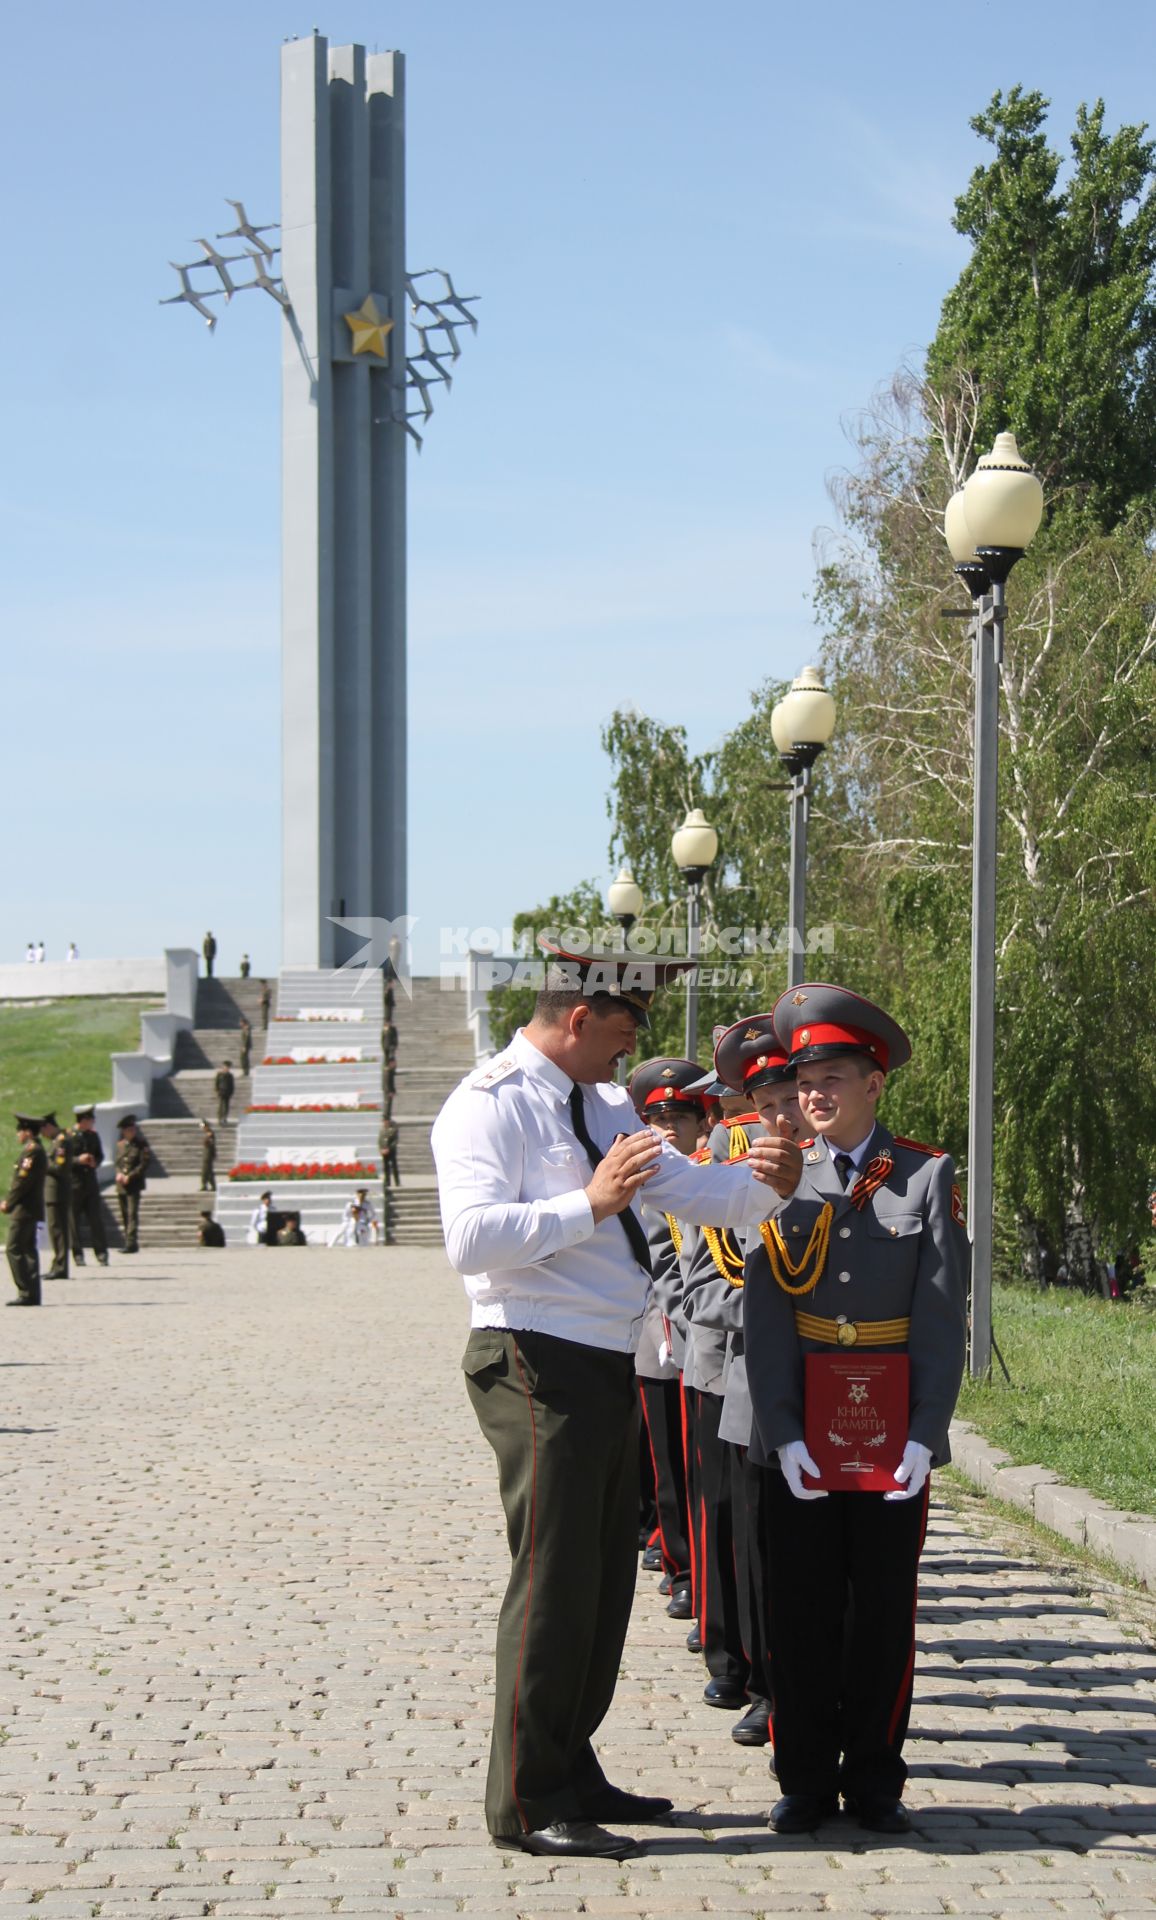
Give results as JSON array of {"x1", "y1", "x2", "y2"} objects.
[
  {"x1": 946, "y1": 432, "x2": 1043, "y2": 1379},
  {"x1": 606, "y1": 865, "x2": 645, "y2": 1083},
  {"x1": 770, "y1": 667, "x2": 837, "y2": 988},
  {"x1": 671, "y1": 809, "x2": 718, "y2": 1059},
  {"x1": 607, "y1": 865, "x2": 644, "y2": 943}
]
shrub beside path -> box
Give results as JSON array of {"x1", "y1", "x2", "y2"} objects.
[{"x1": 0, "y1": 1247, "x2": 1153, "y2": 1918}]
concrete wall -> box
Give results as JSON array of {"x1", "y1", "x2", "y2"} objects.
[
  {"x1": 0, "y1": 959, "x2": 167, "y2": 1002},
  {"x1": 94, "y1": 950, "x2": 199, "y2": 1166}
]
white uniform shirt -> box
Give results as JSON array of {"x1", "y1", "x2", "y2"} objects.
[{"x1": 431, "y1": 1028, "x2": 788, "y2": 1354}]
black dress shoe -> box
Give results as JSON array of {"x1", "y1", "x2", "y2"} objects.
[
  {"x1": 844, "y1": 1795, "x2": 911, "y2": 1834},
  {"x1": 703, "y1": 1677, "x2": 747, "y2": 1709},
  {"x1": 45, "y1": 1268, "x2": 67, "y2": 1281},
  {"x1": 641, "y1": 1544, "x2": 664, "y2": 1572},
  {"x1": 658, "y1": 1573, "x2": 672, "y2": 1596},
  {"x1": 666, "y1": 1581, "x2": 693, "y2": 1619},
  {"x1": 686, "y1": 1623, "x2": 703, "y2": 1654},
  {"x1": 584, "y1": 1786, "x2": 674, "y2": 1824},
  {"x1": 96, "y1": 1254, "x2": 109, "y2": 1267},
  {"x1": 6, "y1": 1297, "x2": 40, "y2": 1307},
  {"x1": 73, "y1": 1253, "x2": 86, "y2": 1267},
  {"x1": 500, "y1": 1820, "x2": 637, "y2": 1860},
  {"x1": 768, "y1": 1793, "x2": 839, "y2": 1834},
  {"x1": 731, "y1": 1700, "x2": 772, "y2": 1745}
]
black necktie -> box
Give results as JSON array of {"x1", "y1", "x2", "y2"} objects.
[
  {"x1": 568, "y1": 1085, "x2": 653, "y2": 1275},
  {"x1": 834, "y1": 1152, "x2": 855, "y2": 1190}
]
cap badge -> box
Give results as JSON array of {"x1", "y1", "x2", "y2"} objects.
[
  {"x1": 660, "y1": 1067, "x2": 674, "y2": 1079},
  {"x1": 743, "y1": 1028, "x2": 760, "y2": 1040},
  {"x1": 756, "y1": 1054, "x2": 768, "y2": 1068},
  {"x1": 798, "y1": 1028, "x2": 811, "y2": 1045},
  {"x1": 792, "y1": 992, "x2": 808, "y2": 1006}
]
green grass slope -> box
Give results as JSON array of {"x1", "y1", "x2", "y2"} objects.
[
  {"x1": 0, "y1": 999, "x2": 156, "y2": 1233},
  {"x1": 959, "y1": 1283, "x2": 1156, "y2": 1517}
]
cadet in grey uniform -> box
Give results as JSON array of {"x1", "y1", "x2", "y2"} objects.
[
  {"x1": 682, "y1": 1017, "x2": 804, "y2": 1749},
  {"x1": 744, "y1": 984, "x2": 968, "y2": 1837},
  {"x1": 629, "y1": 1059, "x2": 705, "y2": 1623}
]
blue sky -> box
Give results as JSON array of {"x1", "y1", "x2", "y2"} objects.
[{"x1": 2, "y1": 0, "x2": 1153, "y2": 975}]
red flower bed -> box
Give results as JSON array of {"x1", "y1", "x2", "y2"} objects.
[
  {"x1": 261, "y1": 1055, "x2": 362, "y2": 1066},
  {"x1": 228, "y1": 1161, "x2": 380, "y2": 1182},
  {"x1": 245, "y1": 1103, "x2": 381, "y2": 1113}
]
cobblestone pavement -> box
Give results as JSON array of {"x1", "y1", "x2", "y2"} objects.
[{"x1": 1, "y1": 1248, "x2": 1153, "y2": 1920}]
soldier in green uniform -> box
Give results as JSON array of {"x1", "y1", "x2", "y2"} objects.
[
  {"x1": 214, "y1": 1062, "x2": 236, "y2": 1125},
  {"x1": 238, "y1": 1017, "x2": 252, "y2": 1076},
  {"x1": 379, "y1": 1116, "x2": 400, "y2": 1187},
  {"x1": 203, "y1": 930, "x2": 217, "y2": 978},
  {"x1": 276, "y1": 1212, "x2": 307, "y2": 1246},
  {"x1": 239, "y1": 953, "x2": 251, "y2": 978},
  {"x1": 2, "y1": 1115, "x2": 47, "y2": 1305},
  {"x1": 259, "y1": 980, "x2": 272, "y2": 1028},
  {"x1": 114, "y1": 1115, "x2": 151, "y2": 1254},
  {"x1": 197, "y1": 1209, "x2": 226, "y2": 1247},
  {"x1": 200, "y1": 1121, "x2": 217, "y2": 1192},
  {"x1": 68, "y1": 1105, "x2": 109, "y2": 1266},
  {"x1": 39, "y1": 1113, "x2": 73, "y2": 1279}
]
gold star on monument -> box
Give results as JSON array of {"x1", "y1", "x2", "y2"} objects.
[{"x1": 343, "y1": 295, "x2": 393, "y2": 359}]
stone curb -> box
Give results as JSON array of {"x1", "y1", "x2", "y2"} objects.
[{"x1": 948, "y1": 1419, "x2": 1156, "y2": 1589}]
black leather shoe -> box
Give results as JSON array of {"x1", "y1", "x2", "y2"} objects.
[
  {"x1": 73, "y1": 1254, "x2": 86, "y2": 1267},
  {"x1": 45, "y1": 1268, "x2": 67, "y2": 1281},
  {"x1": 768, "y1": 1793, "x2": 839, "y2": 1834},
  {"x1": 666, "y1": 1580, "x2": 693, "y2": 1619},
  {"x1": 703, "y1": 1677, "x2": 747, "y2": 1710},
  {"x1": 844, "y1": 1795, "x2": 911, "y2": 1834},
  {"x1": 6, "y1": 1297, "x2": 40, "y2": 1307},
  {"x1": 641, "y1": 1544, "x2": 664, "y2": 1572},
  {"x1": 96, "y1": 1254, "x2": 109, "y2": 1266},
  {"x1": 658, "y1": 1573, "x2": 672, "y2": 1596},
  {"x1": 500, "y1": 1820, "x2": 637, "y2": 1860},
  {"x1": 686, "y1": 1623, "x2": 703, "y2": 1653},
  {"x1": 584, "y1": 1786, "x2": 674, "y2": 1824},
  {"x1": 731, "y1": 1700, "x2": 772, "y2": 1746}
]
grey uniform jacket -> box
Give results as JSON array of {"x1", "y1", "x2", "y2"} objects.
[
  {"x1": 682, "y1": 1117, "x2": 767, "y2": 1428},
  {"x1": 635, "y1": 1209, "x2": 682, "y2": 1381},
  {"x1": 743, "y1": 1124, "x2": 968, "y2": 1470}
]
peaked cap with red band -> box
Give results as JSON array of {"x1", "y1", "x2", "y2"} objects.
[
  {"x1": 627, "y1": 1056, "x2": 708, "y2": 1118},
  {"x1": 770, "y1": 982, "x2": 912, "y2": 1074},
  {"x1": 538, "y1": 936, "x2": 693, "y2": 1028},
  {"x1": 714, "y1": 1013, "x2": 796, "y2": 1093}
]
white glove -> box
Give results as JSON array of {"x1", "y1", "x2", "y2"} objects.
[
  {"x1": 778, "y1": 1440, "x2": 828, "y2": 1501},
  {"x1": 885, "y1": 1440, "x2": 932, "y2": 1503}
]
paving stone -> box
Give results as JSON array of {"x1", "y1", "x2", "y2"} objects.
[{"x1": 0, "y1": 1249, "x2": 1152, "y2": 1920}]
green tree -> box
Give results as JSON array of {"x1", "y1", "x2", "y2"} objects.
[{"x1": 928, "y1": 88, "x2": 1156, "y2": 527}]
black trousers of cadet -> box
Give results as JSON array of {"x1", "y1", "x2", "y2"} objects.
[
  {"x1": 464, "y1": 1327, "x2": 639, "y2": 1839},
  {"x1": 70, "y1": 1180, "x2": 108, "y2": 1259},
  {"x1": 638, "y1": 1376, "x2": 690, "y2": 1580},
  {"x1": 766, "y1": 1471, "x2": 930, "y2": 1801},
  {"x1": 730, "y1": 1445, "x2": 772, "y2": 1708},
  {"x1": 693, "y1": 1389, "x2": 747, "y2": 1689}
]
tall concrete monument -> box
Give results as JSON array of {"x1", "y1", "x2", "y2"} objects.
[{"x1": 164, "y1": 33, "x2": 476, "y2": 971}]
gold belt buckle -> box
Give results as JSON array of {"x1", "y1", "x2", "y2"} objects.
[{"x1": 836, "y1": 1321, "x2": 858, "y2": 1347}]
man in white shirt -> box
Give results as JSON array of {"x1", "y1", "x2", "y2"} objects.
[{"x1": 432, "y1": 945, "x2": 802, "y2": 1861}]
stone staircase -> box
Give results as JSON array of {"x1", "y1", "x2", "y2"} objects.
[
  {"x1": 101, "y1": 977, "x2": 268, "y2": 1250},
  {"x1": 388, "y1": 976, "x2": 475, "y2": 1246},
  {"x1": 96, "y1": 970, "x2": 473, "y2": 1250}
]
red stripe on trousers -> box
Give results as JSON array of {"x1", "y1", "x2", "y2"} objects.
[
  {"x1": 887, "y1": 1478, "x2": 931, "y2": 1746},
  {"x1": 640, "y1": 1388, "x2": 673, "y2": 1573},
  {"x1": 510, "y1": 1347, "x2": 539, "y2": 1833},
  {"x1": 679, "y1": 1377, "x2": 697, "y2": 1609}
]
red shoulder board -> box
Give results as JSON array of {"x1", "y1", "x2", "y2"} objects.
[
  {"x1": 892, "y1": 1136, "x2": 945, "y2": 1157},
  {"x1": 731, "y1": 1111, "x2": 759, "y2": 1128},
  {"x1": 800, "y1": 1138, "x2": 815, "y2": 1149},
  {"x1": 690, "y1": 1146, "x2": 712, "y2": 1163},
  {"x1": 726, "y1": 1151, "x2": 750, "y2": 1165}
]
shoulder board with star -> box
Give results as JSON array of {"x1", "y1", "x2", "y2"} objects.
[
  {"x1": 892, "y1": 1135, "x2": 945, "y2": 1157},
  {"x1": 469, "y1": 1055, "x2": 519, "y2": 1091},
  {"x1": 690, "y1": 1145, "x2": 712, "y2": 1163}
]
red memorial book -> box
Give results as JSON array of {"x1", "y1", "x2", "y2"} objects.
[{"x1": 803, "y1": 1352, "x2": 910, "y2": 1492}]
